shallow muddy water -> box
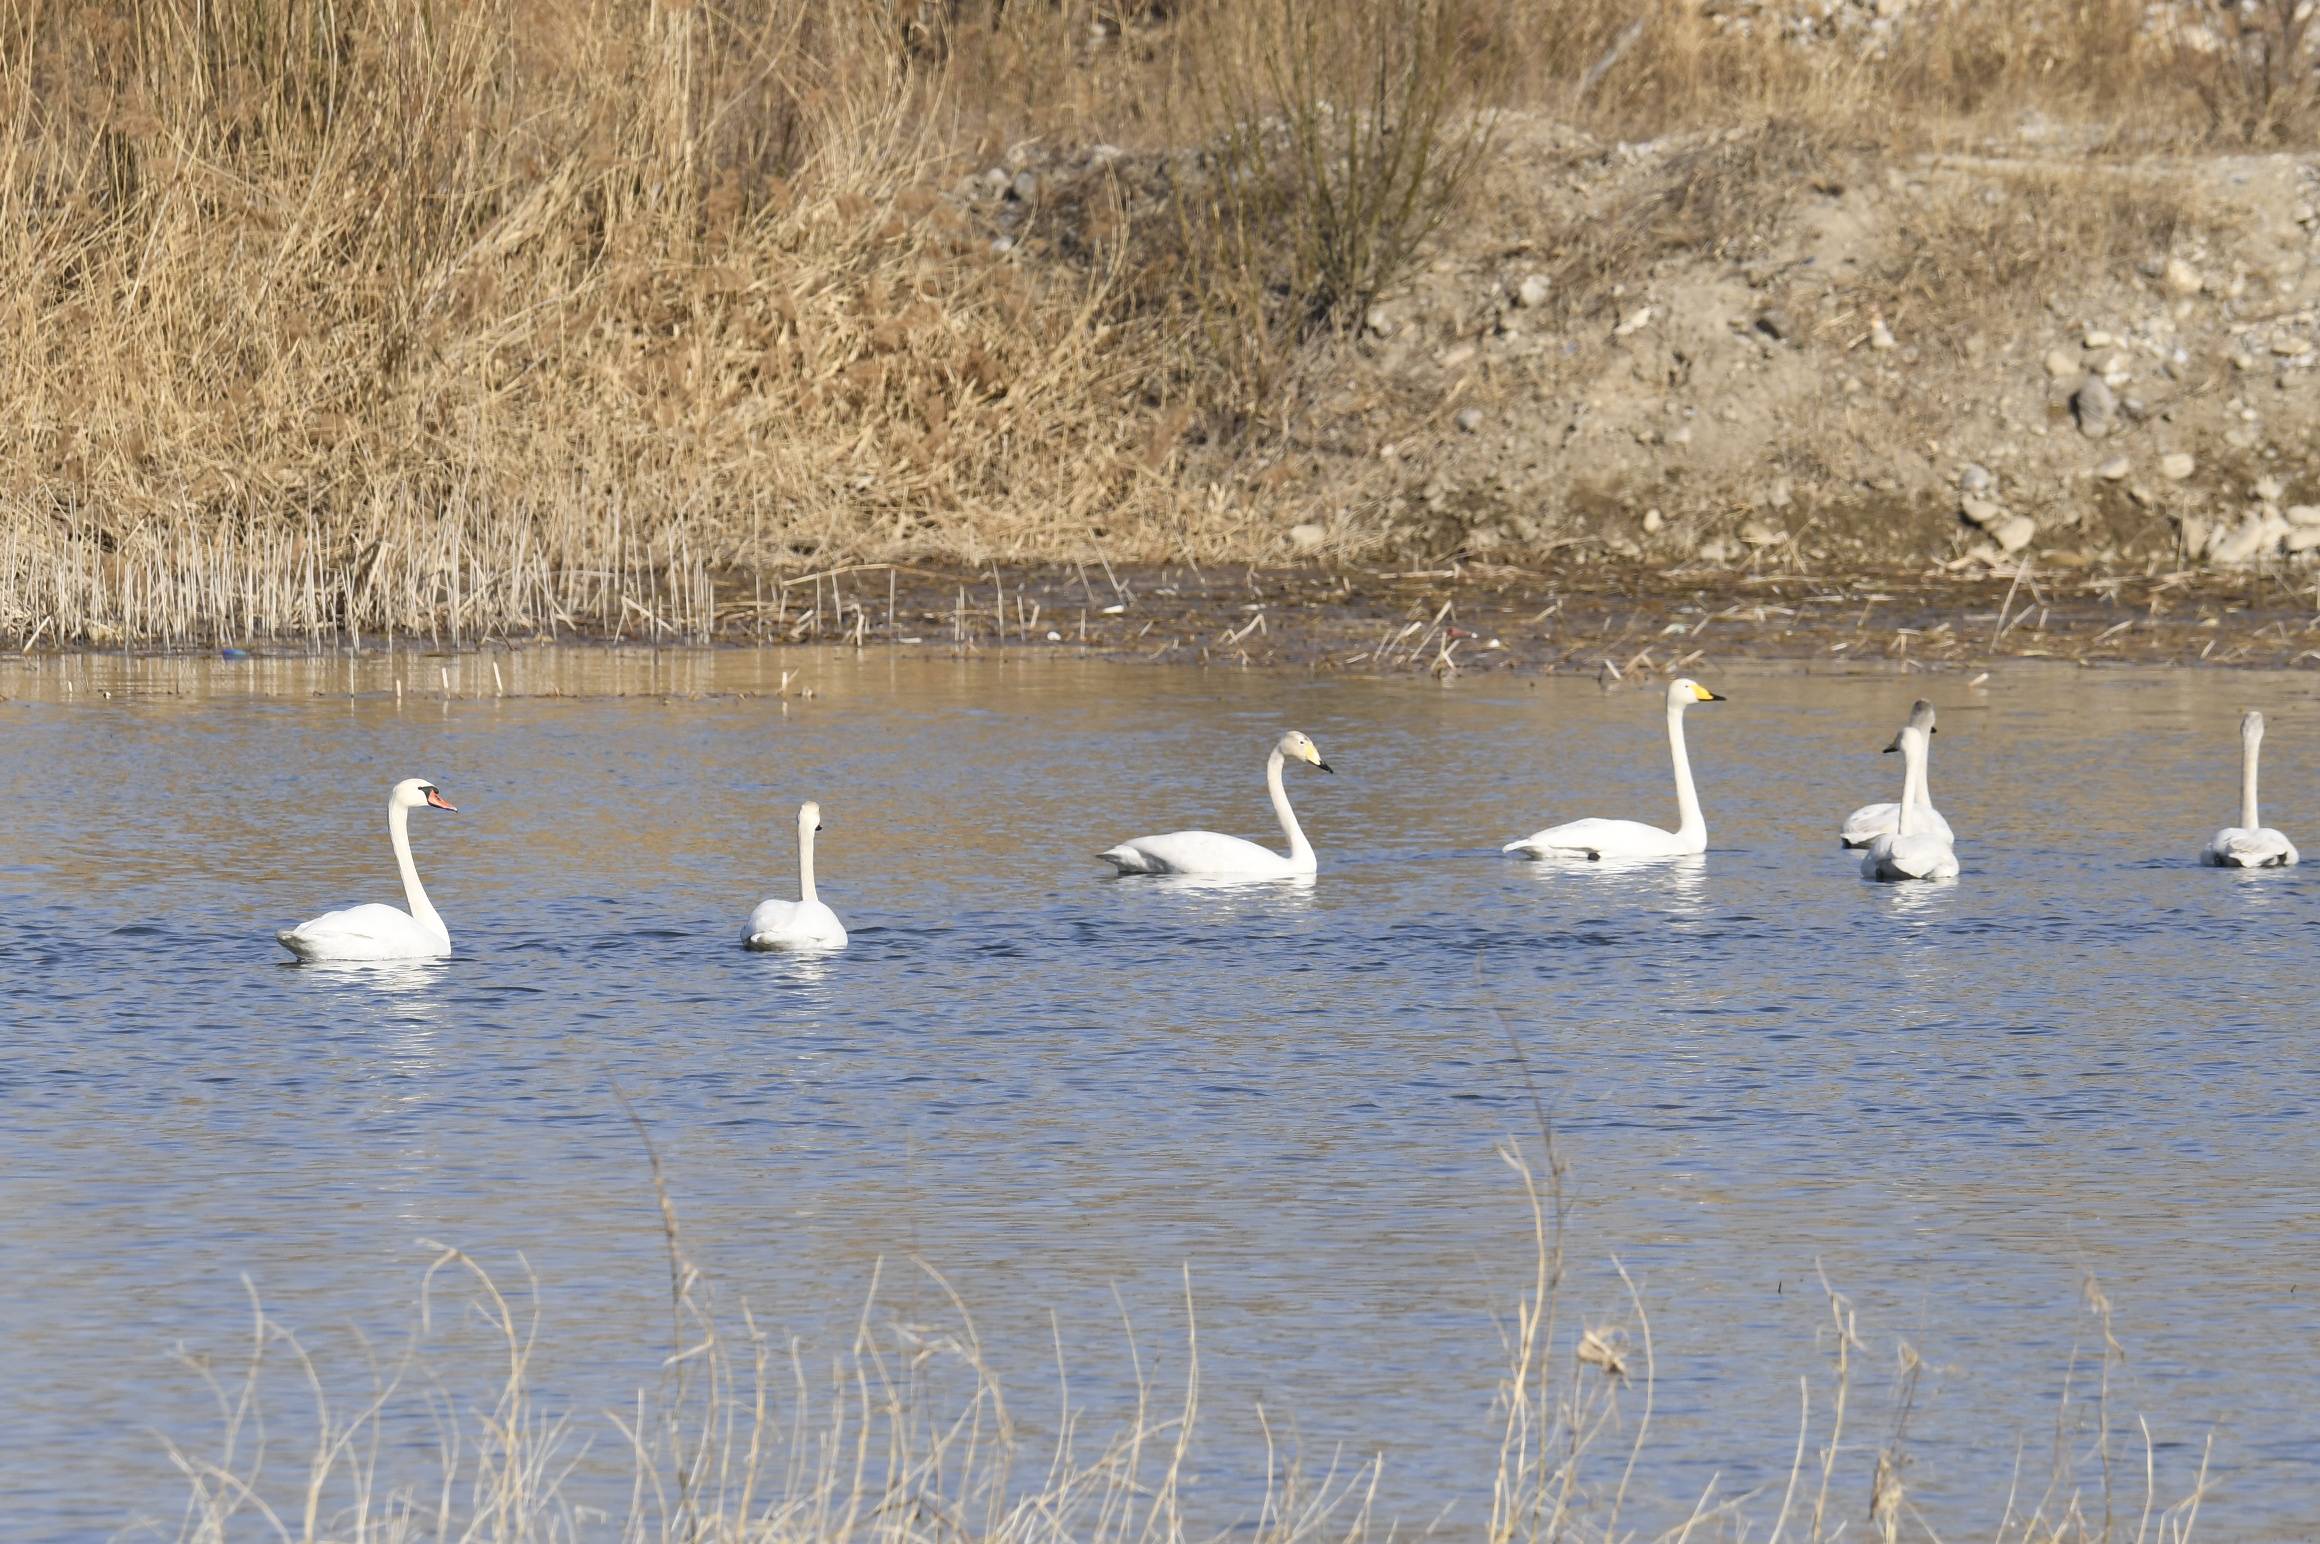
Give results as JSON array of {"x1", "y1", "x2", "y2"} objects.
[{"x1": 4, "y1": 648, "x2": 2318, "y2": 1538}]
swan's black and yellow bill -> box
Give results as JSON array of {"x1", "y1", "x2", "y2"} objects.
[
  {"x1": 423, "y1": 787, "x2": 458, "y2": 811},
  {"x1": 1315, "y1": 760, "x2": 1335, "y2": 774}
]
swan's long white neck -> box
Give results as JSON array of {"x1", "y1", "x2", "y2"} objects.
[
  {"x1": 1267, "y1": 746, "x2": 1314, "y2": 869},
  {"x1": 389, "y1": 798, "x2": 446, "y2": 942},
  {"x1": 2241, "y1": 721, "x2": 2263, "y2": 832},
  {"x1": 1896, "y1": 734, "x2": 1927, "y2": 839},
  {"x1": 797, "y1": 810, "x2": 819, "y2": 905},
  {"x1": 1666, "y1": 695, "x2": 1705, "y2": 844}
]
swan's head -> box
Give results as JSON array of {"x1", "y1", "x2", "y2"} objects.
[
  {"x1": 1908, "y1": 698, "x2": 1939, "y2": 734},
  {"x1": 1883, "y1": 724, "x2": 1928, "y2": 759},
  {"x1": 1277, "y1": 730, "x2": 1333, "y2": 774},
  {"x1": 2243, "y1": 709, "x2": 2266, "y2": 742},
  {"x1": 1668, "y1": 678, "x2": 1725, "y2": 707},
  {"x1": 392, "y1": 777, "x2": 456, "y2": 812},
  {"x1": 799, "y1": 799, "x2": 824, "y2": 833}
]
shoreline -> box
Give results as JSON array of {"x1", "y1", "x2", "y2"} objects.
[{"x1": 11, "y1": 561, "x2": 2320, "y2": 678}]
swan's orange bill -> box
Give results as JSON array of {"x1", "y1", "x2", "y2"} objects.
[{"x1": 425, "y1": 789, "x2": 458, "y2": 811}]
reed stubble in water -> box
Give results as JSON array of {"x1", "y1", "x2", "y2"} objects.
[{"x1": 151, "y1": 1140, "x2": 2214, "y2": 1544}]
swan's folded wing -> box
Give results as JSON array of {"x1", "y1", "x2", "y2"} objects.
[
  {"x1": 1865, "y1": 833, "x2": 1958, "y2": 881},
  {"x1": 1839, "y1": 802, "x2": 1898, "y2": 847},
  {"x1": 2208, "y1": 827, "x2": 2298, "y2": 867},
  {"x1": 1504, "y1": 817, "x2": 1681, "y2": 860},
  {"x1": 744, "y1": 898, "x2": 803, "y2": 938},
  {"x1": 278, "y1": 903, "x2": 443, "y2": 960},
  {"x1": 1100, "y1": 830, "x2": 1288, "y2": 876},
  {"x1": 746, "y1": 897, "x2": 848, "y2": 948},
  {"x1": 284, "y1": 902, "x2": 419, "y2": 942}
]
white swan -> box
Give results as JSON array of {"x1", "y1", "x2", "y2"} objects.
[
  {"x1": 278, "y1": 778, "x2": 457, "y2": 961},
  {"x1": 2200, "y1": 710, "x2": 2298, "y2": 868},
  {"x1": 1860, "y1": 725, "x2": 1958, "y2": 882},
  {"x1": 1100, "y1": 730, "x2": 1333, "y2": 878},
  {"x1": 1840, "y1": 698, "x2": 1955, "y2": 848},
  {"x1": 745, "y1": 801, "x2": 850, "y2": 949},
  {"x1": 1504, "y1": 678, "x2": 1724, "y2": 861}
]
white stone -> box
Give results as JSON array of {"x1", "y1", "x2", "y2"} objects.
[
  {"x1": 2211, "y1": 516, "x2": 2271, "y2": 566},
  {"x1": 1516, "y1": 274, "x2": 1551, "y2": 308},
  {"x1": 2286, "y1": 504, "x2": 2320, "y2": 527},
  {"x1": 2160, "y1": 452, "x2": 2196, "y2": 481},
  {"x1": 2165, "y1": 257, "x2": 2203, "y2": 296},
  {"x1": 1288, "y1": 523, "x2": 1327, "y2": 553},
  {"x1": 2097, "y1": 455, "x2": 2131, "y2": 481},
  {"x1": 2044, "y1": 348, "x2": 2079, "y2": 379},
  {"x1": 1961, "y1": 494, "x2": 2006, "y2": 528},
  {"x1": 1993, "y1": 514, "x2": 2037, "y2": 553}
]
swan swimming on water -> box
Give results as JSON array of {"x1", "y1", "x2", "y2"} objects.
[
  {"x1": 745, "y1": 801, "x2": 850, "y2": 949},
  {"x1": 1504, "y1": 678, "x2": 1725, "y2": 861},
  {"x1": 1860, "y1": 725, "x2": 1958, "y2": 882},
  {"x1": 1840, "y1": 698, "x2": 1954, "y2": 848},
  {"x1": 1099, "y1": 730, "x2": 1333, "y2": 878},
  {"x1": 277, "y1": 777, "x2": 457, "y2": 961},
  {"x1": 2200, "y1": 710, "x2": 2298, "y2": 868}
]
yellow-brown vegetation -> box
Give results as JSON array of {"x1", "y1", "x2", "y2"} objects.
[{"x1": 1, "y1": 0, "x2": 2309, "y2": 643}]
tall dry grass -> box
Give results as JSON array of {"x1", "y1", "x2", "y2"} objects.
[
  {"x1": 2, "y1": 0, "x2": 2311, "y2": 646},
  {"x1": 149, "y1": 1138, "x2": 2217, "y2": 1544},
  {"x1": 0, "y1": 0, "x2": 1208, "y2": 648}
]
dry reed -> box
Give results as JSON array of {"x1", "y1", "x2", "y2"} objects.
[
  {"x1": 146, "y1": 1137, "x2": 2218, "y2": 1544},
  {"x1": 2, "y1": 0, "x2": 2309, "y2": 646}
]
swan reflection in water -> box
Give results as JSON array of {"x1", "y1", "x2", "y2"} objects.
[{"x1": 1515, "y1": 849, "x2": 1707, "y2": 916}]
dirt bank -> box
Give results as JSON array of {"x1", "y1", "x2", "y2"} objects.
[{"x1": 1031, "y1": 120, "x2": 2320, "y2": 577}]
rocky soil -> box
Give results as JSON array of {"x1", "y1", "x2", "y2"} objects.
[{"x1": 983, "y1": 120, "x2": 2320, "y2": 585}]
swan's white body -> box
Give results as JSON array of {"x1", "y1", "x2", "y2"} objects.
[
  {"x1": 1504, "y1": 679, "x2": 1724, "y2": 861},
  {"x1": 1861, "y1": 726, "x2": 1958, "y2": 882},
  {"x1": 2201, "y1": 711, "x2": 2298, "y2": 868},
  {"x1": 1101, "y1": 731, "x2": 1332, "y2": 878},
  {"x1": 746, "y1": 801, "x2": 849, "y2": 949},
  {"x1": 278, "y1": 778, "x2": 456, "y2": 961},
  {"x1": 1840, "y1": 699, "x2": 1953, "y2": 847}
]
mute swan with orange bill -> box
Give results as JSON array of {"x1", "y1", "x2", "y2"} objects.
[{"x1": 277, "y1": 778, "x2": 457, "y2": 961}]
